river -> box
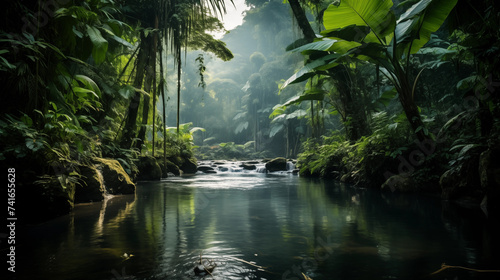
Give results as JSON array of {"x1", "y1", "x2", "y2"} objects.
[{"x1": 15, "y1": 164, "x2": 500, "y2": 280}]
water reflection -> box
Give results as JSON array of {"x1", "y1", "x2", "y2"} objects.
[{"x1": 16, "y1": 175, "x2": 500, "y2": 280}]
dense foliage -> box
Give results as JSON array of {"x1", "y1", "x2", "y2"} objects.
[
  {"x1": 1, "y1": 0, "x2": 499, "y2": 219},
  {"x1": 0, "y1": 0, "x2": 234, "y2": 220},
  {"x1": 283, "y1": 0, "x2": 500, "y2": 205}
]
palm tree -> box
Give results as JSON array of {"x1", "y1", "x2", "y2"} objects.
[{"x1": 119, "y1": 0, "x2": 233, "y2": 151}]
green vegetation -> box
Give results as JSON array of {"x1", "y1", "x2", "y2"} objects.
[
  {"x1": 1, "y1": 0, "x2": 500, "y2": 220},
  {"x1": 283, "y1": 0, "x2": 500, "y2": 208},
  {"x1": 0, "y1": 0, "x2": 232, "y2": 221}
]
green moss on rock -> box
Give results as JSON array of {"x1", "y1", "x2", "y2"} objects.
[
  {"x1": 94, "y1": 158, "x2": 135, "y2": 194},
  {"x1": 76, "y1": 165, "x2": 105, "y2": 203},
  {"x1": 136, "y1": 156, "x2": 162, "y2": 181},
  {"x1": 181, "y1": 157, "x2": 198, "y2": 174}
]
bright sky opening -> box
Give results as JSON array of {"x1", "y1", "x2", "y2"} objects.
[{"x1": 211, "y1": 0, "x2": 250, "y2": 39}]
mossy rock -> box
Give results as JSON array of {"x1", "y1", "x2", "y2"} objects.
[
  {"x1": 75, "y1": 165, "x2": 105, "y2": 203},
  {"x1": 265, "y1": 157, "x2": 287, "y2": 172},
  {"x1": 158, "y1": 158, "x2": 181, "y2": 176},
  {"x1": 381, "y1": 175, "x2": 419, "y2": 193},
  {"x1": 181, "y1": 157, "x2": 198, "y2": 174},
  {"x1": 94, "y1": 158, "x2": 135, "y2": 194},
  {"x1": 34, "y1": 176, "x2": 76, "y2": 219},
  {"x1": 136, "y1": 156, "x2": 162, "y2": 181}
]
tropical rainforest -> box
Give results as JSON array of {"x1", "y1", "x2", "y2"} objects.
[{"x1": 1, "y1": 0, "x2": 499, "y2": 222}]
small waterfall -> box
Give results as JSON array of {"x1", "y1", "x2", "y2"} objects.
[
  {"x1": 197, "y1": 160, "x2": 296, "y2": 174},
  {"x1": 96, "y1": 167, "x2": 113, "y2": 199},
  {"x1": 255, "y1": 166, "x2": 267, "y2": 173}
]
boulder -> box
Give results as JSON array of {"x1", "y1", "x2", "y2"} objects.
[
  {"x1": 94, "y1": 158, "x2": 135, "y2": 194},
  {"x1": 136, "y1": 156, "x2": 162, "y2": 181},
  {"x1": 158, "y1": 158, "x2": 181, "y2": 177},
  {"x1": 30, "y1": 174, "x2": 76, "y2": 220},
  {"x1": 198, "y1": 165, "x2": 216, "y2": 173},
  {"x1": 265, "y1": 157, "x2": 287, "y2": 172},
  {"x1": 381, "y1": 175, "x2": 418, "y2": 193},
  {"x1": 75, "y1": 165, "x2": 105, "y2": 203},
  {"x1": 181, "y1": 157, "x2": 198, "y2": 174},
  {"x1": 240, "y1": 164, "x2": 256, "y2": 170}
]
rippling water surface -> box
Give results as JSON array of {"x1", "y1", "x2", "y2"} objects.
[{"x1": 16, "y1": 170, "x2": 500, "y2": 280}]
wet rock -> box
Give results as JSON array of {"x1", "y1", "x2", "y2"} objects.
[
  {"x1": 37, "y1": 176, "x2": 76, "y2": 218},
  {"x1": 381, "y1": 175, "x2": 418, "y2": 193},
  {"x1": 240, "y1": 163, "x2": 256, "y2": 170},
  {"x1": 181, "y1": 157, "x2": 198, "y2": 174},
  {"x1": 198, "y1": 166, "x2": 216, "y2": 173},
  {"x1": 157, "y1": 158, "x2": 180, "y2": 177},
  {"x1": 75, "y1": 165, "x2": 105, "y2": 203},
  {"x1": 136, "y1": 156, "x2": 162, "y2": 181},
  {"x1": 265, "y1": 157, "x2": 287, "y2": 172},
  {"x1": 340, "y1": 173, "x2": 353, "y2": 183},
  {"x1": 94, "y1": 158, "x2": 135, "y2": 194}
]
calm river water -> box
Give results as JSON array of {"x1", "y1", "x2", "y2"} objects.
[{"x1": 15, "y1": 170, "x2": 500, "y2": 280}]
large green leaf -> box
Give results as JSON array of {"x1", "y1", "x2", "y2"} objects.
[
  {"x1": 75, "y1": 75, "x2": 102, "y2": 97},
  {"x1": 86, "y1": 25, "x2": 108, "y2": 64},
  {"x1": 282, "y1": 53, "x2": 341, "y2": 88},
  {"x1": 397, "y1": 0, "x2": 458, "y2": 54},
  {"x1": 282, "y1": 92, "x2": 325, "y2": 107},
  {"x1": 323, "y1": 0, "x2": 396, "y2": 44},
  {"x1": 291, "y1": 38, "x2": 339, "y2": 53},
  {"x1": 269, "y1": 123, "x2": 284, "y2": 138},
  {"x1": 321, "y1": 25, "x2": 371, "y2": 42}
]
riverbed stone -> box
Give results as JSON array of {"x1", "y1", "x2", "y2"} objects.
[
  {"x1": 137, "y1": 156, "x2": 162, "y2": 181},
  {"x1": 265, "y1": 157, "x2": 287, "y2": 172},
  {"x1": 240, "y1": 163, "x2": 256, "y2": 170},
  {"x1": 75, "y1": 165, "x2": 105, "y2": 203},
  {"x1": 181, "y1": 157, "x2": 198, "y2": 174},
  {"x1": 381, "y1": 175, "x2": 418, "y2": 193},
  {"x1": 157, "y1": 158, "x2": 180, "y2": 177},
  {"x1": 94, "y1": 158, "x2": 135, "y2": 194},
  {"x1": 198, "y1": 165, "x2": 216, "y2": 173}
]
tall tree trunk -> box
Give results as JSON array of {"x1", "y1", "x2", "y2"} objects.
[
  {"x1": 121, "y1": 36, "x2": 148, "y2": 149},
  {"x1": 288, "y1": 0, "x2": 316, "y2": 41},
  {"x1": 152, "y1": 15, "x2": 159, "y2": 156},
  {"x1": 396, "y1": 67, "x2": 428, "y2": 143},
  {"x1": 330, "y1": 66, "x2": 370, "y2": 141},
  {"x1": 310, "y1": 100, "x2": 315, "y2": 139},
  {"x1": 176, "y1": 46, "x2": 181, "y2": 133},
  {"x1": 135, "y1": 38, "x2": 154, "y2": 151},
  {"x1": 135, "y1": 22, "x2": 159, "y2": 152},
  {"x1": 159, "y1": 44, "x2": 167, "y2": 168},
  {"x1": 399, "y1": 89, "x2": 427, "y2": 142}
]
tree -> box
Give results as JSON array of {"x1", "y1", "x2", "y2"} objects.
[
  {"x1": 283, "y1": 0, "x2": 458, "y2": 142},
  {"x1": 119, "y1": 0, "x2": 233, "y2": 150}
]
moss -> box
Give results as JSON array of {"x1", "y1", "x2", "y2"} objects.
[
  {"x1": 94, "y1": 158, "x2": 135, "y2": 194},
  {"x1": 76, "y1": 165, "x2": 105, "y2": 203},
  {"x1": 181, "y1": 157, "x2": 198, "y2": 174},
  {"x1": 136, "y1": 156, "x2": 162, "y2": 180}
]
